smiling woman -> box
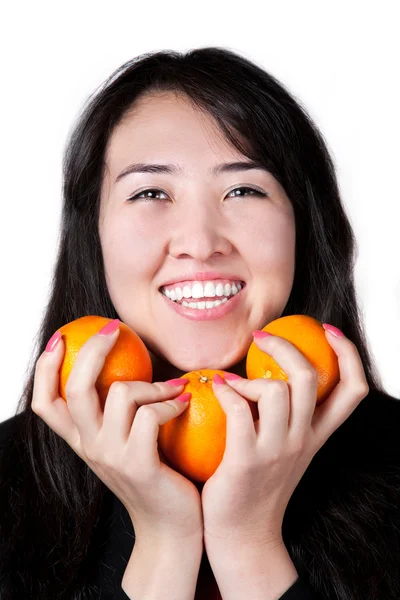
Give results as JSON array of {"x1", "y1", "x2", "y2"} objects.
[
  {"x1": 0, "y1": 47, "x2": 399, "y2": 600},
  {"x1": 98, "y1": 88, "x2": 296, "y2": 378}
]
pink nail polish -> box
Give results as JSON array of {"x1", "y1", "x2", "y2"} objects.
[
  {"x1": 213, "y1": 374, "x2": 225, "y2": 385},
  {"x1": 46, "y1": 330, "x2": 61, "y2": 352},
  {"x1": 175, "y1": 392, "x2": 192, "y2": 403},
  {"x1": 252, "y1": 330, "x2": 273, "y2": 339},
  {"x1": 165, "y1": 377, "x2": 189, "y2": 386},
  {"x1": 223, "y1": 372, "x2": 242, "y2": 380},
  {"x1": 98, "y1": 319, "x2": 120, "y2": 336},
  {"x1": 322, "y1": 323, "x2": 344, "y2": 337}
]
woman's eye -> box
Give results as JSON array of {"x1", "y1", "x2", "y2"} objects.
[
  {"x1": 226, "y1": 186, "x2": 269, "y2": 199},
  {"x1": 127, "y1": 188, "x2": 168, "y2": 202},
  {"x1": 127, "y1": 186, "x2": 269, "y2": 203}
]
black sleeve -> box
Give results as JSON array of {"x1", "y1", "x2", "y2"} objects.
[{"x1": 278, "y1": 576, "x2": 318, "y2": 599}]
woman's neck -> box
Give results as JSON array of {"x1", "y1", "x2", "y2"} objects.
[{"x1": 149, "y1": 351, "x2": 248, "y2": 383}]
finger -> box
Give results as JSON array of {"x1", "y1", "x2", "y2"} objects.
[
  {"x1": 102, "y1": 379, "x2": 189, "y2": 442},
  {"x1": 64, "y1": 322, "x2": 121, "y2": 446},
  {"x1": 311, "y1": 329, "x2": 370, "y2": 444},
  {"x1": 32, "y1": 333, "x2": 81, "y2": 451},
  {"x1": 223, "y1": 376, "x2": 290, "y2": 448},
  {"x1": 252, "y1": 333, "x2": 319, "y2": 439},
  {"x1": 212, "y1": 375, "x2": 256, "y2": 465},
  {"x1": 129, "y1": 393, "x2": 191, "y2": 469}
]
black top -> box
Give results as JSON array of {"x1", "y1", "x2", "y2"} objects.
[
  {"x1": 95, "y1": 489, "x2": 316, "y2": 599},
  {"x1": 114, "y1": 577, "x2": 315, "y2": 599},
  {"x1": 1, "y1": 385, "x2": 399, "y2": 598}
]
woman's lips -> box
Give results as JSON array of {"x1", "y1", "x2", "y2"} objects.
[{"x1": 159, "y1": 284, "x2": 246, "y2": 322}]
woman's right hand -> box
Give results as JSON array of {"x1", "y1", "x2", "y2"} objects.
[{"x1": 31, "y1": 323, "x2": 204, "y2": 544}]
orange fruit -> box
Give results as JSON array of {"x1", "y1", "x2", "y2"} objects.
[
  {"x1": 158, "y1": 369, "x2": 259, "y2": 483},
  {"x1": 58, "y1": 315, "x2": 152, "y2": 410},
  {"x1": 246, "y1": 314, "x2": 340, "y2": 405}
]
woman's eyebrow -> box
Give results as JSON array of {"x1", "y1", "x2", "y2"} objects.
[{"x1": 114, "y1": 160, "x2": 268, "y2": 184}]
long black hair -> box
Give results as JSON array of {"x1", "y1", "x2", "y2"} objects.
[{"x1": 1, "y1": 46, "x2": 397, "y2": 600}]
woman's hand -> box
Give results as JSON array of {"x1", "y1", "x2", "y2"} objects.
[
  {"x1": 200, "y1": 326, "x2": 369, "y2": 552},
  {"x1": 31, "y1": 324, "x2": 204, "y2": 545}
]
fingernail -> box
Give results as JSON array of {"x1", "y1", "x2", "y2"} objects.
[
  {"x1": 213, "y1": 374, "x2": 225, "y2": 385},
  {"x1": 98, "y1": 319, "x2": 120, "y2": 336},
  {"x1": 165, "y1": 377, "x2": 189, "y2": 386},
  {"x1": 175, "y1": 392, "x2": 192, "y2": 403},
  {"x1": 223, "y1": 372, "x2": 242, "y2": 381},
  {"x1": 322, "y1": 323, "x2": 344, "y2": 337},
  {"x1": 252, "y1": 330, "x2": 273, "y2": 339},
  {"x1": 45, "y1": 330, "x2": 61, "y2": 353}
]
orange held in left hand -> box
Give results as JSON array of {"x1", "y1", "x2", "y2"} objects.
[{"x1": 201, "y1": 325, "x2": 370, "y2": 552}]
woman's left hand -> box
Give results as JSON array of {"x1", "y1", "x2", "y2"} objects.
[{"x1": 201, "y1": 327, "x2": 370, "y2": 552}]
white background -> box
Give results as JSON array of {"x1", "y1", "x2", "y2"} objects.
[{"x1": 1, "y1": 1, "x2": 399, "y2": 423}]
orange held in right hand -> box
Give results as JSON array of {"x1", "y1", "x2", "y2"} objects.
[
  {"x1": 31, "y1": 317, "x2": 203, "y2": 543},
  {"x1": 57, "y1": 315, "x2": 153, "y2": 411}
]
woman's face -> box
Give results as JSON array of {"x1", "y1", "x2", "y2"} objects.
[{"x1": 99, "y1": 92, "x2": 296, "y2": 378}]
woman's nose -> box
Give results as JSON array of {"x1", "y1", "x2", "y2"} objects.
[{"x1": 167, "y1": 202, "x2": 233, "y2": 262}]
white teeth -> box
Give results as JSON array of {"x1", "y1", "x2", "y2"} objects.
[
  {"x1": 192, "y1": 282, "x2": 205, "y2": 299},
  {"x1": 204, "y1": 281, "x2": 216, "y2": 297},
  {"x1": 185, "y1": 298, "x2": 228, "y2": 309},
  {"x1": 182, "y1": 285, "x2": 192, "y2": 299},
  {"x1": 161, "y1": 280, "x2": 243, "y2": 303},
  {"x1": 215, "y1": 282, "x2": 224, "y2": 297}
]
